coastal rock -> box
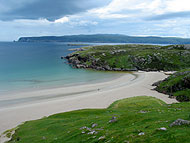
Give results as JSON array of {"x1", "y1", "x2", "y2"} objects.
[
  {"x1": 109, "y1": 116, "x2": 117, "y2": 123},
  {"x1": 98, "y1": 136, "x2": 106, "y2": 140},
  {"x1": 184, "y1": 45, "x2": 190, "y2": 50},
  {"x1": 80, "y1": 126, "x2": 87, "y2": 130},
  {"x1": 104, "y1": 65, "x2": 112, "y2": 71},
  {"x1": 76, "y1": 64, "x2": 86, "y2": 69},
  {"x1": 113, "y1": 68, "x2": 122, "y2": 71},
  {"x1": 170, "y1": 119, "x2": 190, "y2": 127},
  {"x1": 91, "y1": 123, "x2": 98, "y2": 128},
  {"x1": 152, "y1": 80, "x2": 162, "y2": 86},
  {"x1": 68, "y1": 48, "x2": 87, "y2": 51},
  {"x1": 42, "y1": 136, "x2": 46, "y2": 140},
  {"x1": 102, "y1": 53, "x2": 106, "y2": 56},
  {"x1": 86, "y1": 127, "x2": 92, "y2": 131},
  {"x1": 139, "y1": 110, "x2": 148, "y2": 114},
  {"x1": 138, "y1": 132, "x2": 145, "y2": 136},
  {"x1": 88, "y1": 130, "x2": 98, "y2": 135},
  {"x1": 158, "y1": 127, "x2": 167, "y2": 131}
]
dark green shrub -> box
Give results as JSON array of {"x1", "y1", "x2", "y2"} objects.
[
  {"x1": 176, "y1": 95, "x2": 190, "y2": 102},
  {"x1": 174, "y1": 89, "x2": 190, "y2": 102}
]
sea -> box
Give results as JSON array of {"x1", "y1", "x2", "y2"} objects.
[{"x1": 0, "y1": 42, "x2": 124, "y2": 95}]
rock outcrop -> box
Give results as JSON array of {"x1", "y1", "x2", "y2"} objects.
[
  {"x1": 170, "y1": 119, "x2": 190, "y2": 127},
  {"x1": 65, "y1": 53, "x2": 138, "y2": 71}
]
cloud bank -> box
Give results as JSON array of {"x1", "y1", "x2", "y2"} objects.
[
  {"x1": 1, "y1": 0, "x2": 190, "y2": 41},
  {"x1": 0, "y1": 0, "x2": 111, "y2": 21}
]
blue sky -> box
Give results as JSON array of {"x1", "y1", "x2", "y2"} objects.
[{"x1": 0, "y1": 0, "x2": 190, "y2": 41}]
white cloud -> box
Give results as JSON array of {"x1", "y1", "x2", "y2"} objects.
[
  {"x1": 88, "y1": 0, "x2": 160, "y2": 19},
  {"x1": 78, "y1": 20, "x2": 98, "y2": 26},
  {"x1": 99, "y1": 13, "x2": 130, "y2": 19},
  {"x1": 166, "y1": 0, "x2": 190, "y2": 12},
  {"x1": 54, "y1": 17, "x2": 69, "y2": 23},
  {"x1": 88, "y1": 0, "x2": 190, "y2": 20}
]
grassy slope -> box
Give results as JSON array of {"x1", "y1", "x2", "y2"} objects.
[
  {"x1": 155, "y1": 69, "x2": 190, "y2": 102},
  {"x1": 8, "y1": 97, "x2": 190, "y2": 143},
  {"x1": 69, "y1": 45, "x2": 190, "y2": 71}
]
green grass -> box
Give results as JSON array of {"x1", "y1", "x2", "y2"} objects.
[
  {"x1": 8, "y1": 96, "x2": 190, "y2": 143},
  {"x1": 68, "y1": 44, "x2": 190, "y2": 71}
]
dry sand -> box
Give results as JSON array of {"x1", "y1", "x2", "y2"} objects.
[{"x1": 0, "y1": 71, "x2": 177, "y2": 142}]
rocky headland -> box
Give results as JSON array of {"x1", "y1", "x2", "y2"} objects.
[
  {"x1": 64, "y1": 44, "x2": 190, "y2": 72},
  {"x1": 153, "y1": 69, "x2": 190, "y2": 102}
]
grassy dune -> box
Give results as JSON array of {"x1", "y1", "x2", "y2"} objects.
[{"x1": 8, "y1": 97, "x2": 190, "y2": 143}]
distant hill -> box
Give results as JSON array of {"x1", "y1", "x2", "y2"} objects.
[{"x1": 18, "y1": 34, "x2": 190, "y2": 44}]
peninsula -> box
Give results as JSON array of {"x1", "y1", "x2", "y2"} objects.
[
  {"x1": 65, "y1": 44, "x2": 190, "y2": 71},
  {"x1": 18, "y1": 34, "x2": 190, "y2": 44}
]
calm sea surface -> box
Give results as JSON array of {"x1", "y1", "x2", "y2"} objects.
[{"x1": 0, "y1": 42, "x2": 124, "y2": 94}]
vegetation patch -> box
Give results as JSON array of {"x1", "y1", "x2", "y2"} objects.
[
  {"x1": 154, "y1": 69, "x2": 190, "y2": 102},
  {"x1": 8, "y1": 96, "x2": 190, "y2": 143}
]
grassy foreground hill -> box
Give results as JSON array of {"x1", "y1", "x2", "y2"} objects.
[
  {"x1": 6, "y1": 97, "x2": 190, "y2": 143},
  {"x1": 154, "y1": 69, "x2": 190, "y2": 102},
  {"x1": 65, "y1": 44, "x2": 190, "y2": 71}
]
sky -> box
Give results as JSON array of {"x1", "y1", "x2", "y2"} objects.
[{"x1": 0, "y1": 0, "x2": 190, "y2": 41}]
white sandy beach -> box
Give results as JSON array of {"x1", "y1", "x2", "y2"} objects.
[{"x1": 0, "y1": 71, "x2": 177, "y2": 142}]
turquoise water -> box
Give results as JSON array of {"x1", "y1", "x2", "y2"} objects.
[{"x1": 0, "y1": 42, "x2": 122, "y2": 94}]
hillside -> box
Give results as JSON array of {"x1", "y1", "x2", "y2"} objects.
[
  {"x1": 18, "y1": 34, "x2": 190, "y2": 44},
  {"x1": 153, "y1": 69, "x2": 190, "y2": 102},
  {"x1": 65, "y1": 44, "x2": 190, "y2": 72},
  {"x1": 6, "y1": 96, "x2": 190, "y2": 143}
]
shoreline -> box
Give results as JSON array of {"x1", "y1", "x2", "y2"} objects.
[
  {"x1": 0, "y1": 72, "x2": 133, "y2": 108},
  {"x1": 0, "y1": 70, "x2": 125, "y2": 97},
  {"x1": 0, "y1": 71, "x2": 177, "y2": 142}
]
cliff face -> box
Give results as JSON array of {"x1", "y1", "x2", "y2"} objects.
[{"x1": 64, "y1": 44, "x2": 190, "y2": 72}]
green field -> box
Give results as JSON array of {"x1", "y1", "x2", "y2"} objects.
[{"x1": 7, "y1": 96, "x2": 190, "y2": 143}]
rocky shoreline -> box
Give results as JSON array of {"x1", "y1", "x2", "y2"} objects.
[
  {"x1": 152, "y1": 70, "x2": 190, "y2": 102},
  {"x1": 64, "y1": 53, "x2": 137, "y2": 71},
  {"x1": 63, "y1": 44, "x2": 190, "y2": 72}
]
